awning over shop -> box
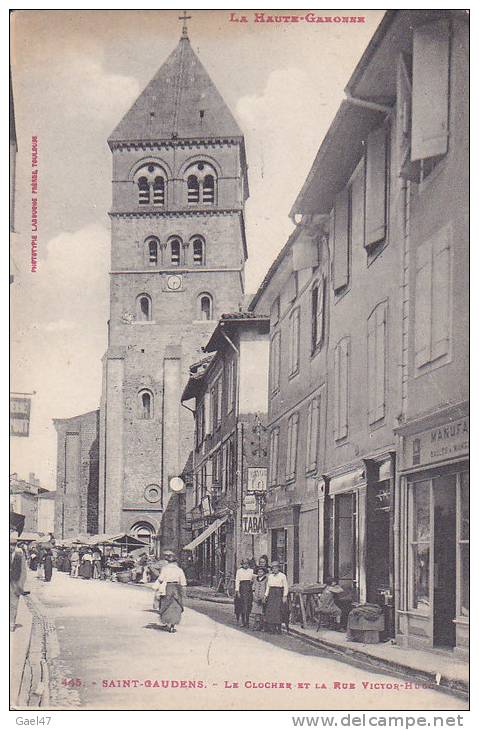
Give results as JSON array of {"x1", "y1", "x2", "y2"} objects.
[{"x1": 182, "y1": 515, "x2": 228, "y2": 551}]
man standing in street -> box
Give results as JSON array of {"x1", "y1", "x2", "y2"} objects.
[{"x1": 10, "y1": 531, "x2": 27, "y2": 632}]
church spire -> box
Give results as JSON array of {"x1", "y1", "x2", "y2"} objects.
[{"x1": 178, "y1": 10, "x2": 191, "y2": 39}]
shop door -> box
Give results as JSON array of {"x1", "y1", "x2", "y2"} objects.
[
  {"x1": 367, "y1": 482, "x2": 394, "y2": 635},
  {"x1": 433, "y1": 475, "x2": 456, "y2": 647},
  {"x1": 336, "y1": 493, "x2": 357, "y2": 600},
  {"x1": 272, "y1": 528, "x2": 288, "y2": 576}
]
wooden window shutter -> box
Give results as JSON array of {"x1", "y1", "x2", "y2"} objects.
[
  {"x1": 431, "y1": 227, "x2": 451, "y2": 361},
  {"x1": 333, "y1": 189, "x2": 349, "y2": 291},
  {"x1": 365, "y1": 125, "x2": 387, "y2": 247},
  {"x1": 397, "y1": 53, "x2": 421, "y2": 182},
  {"x1": 335, "y1": 339, "x2": 349, "y2": 440},
  {"x1": 374, "y1": 303, "x2": 386, "y2": 422},
  {"x1": 411, "y1": 19, "x2": 450, "y2": 162},
  {"x1": 317, "y1": 276, "x2": 325, "y2": 346},
  {"x1": 291, "y1": 413, "x2": 299, "y2": 476},
  {"x1": 217, "y1": 377, "x2": 223, "y2": 425},
  {"x1": 204, "y1": 392, "x2": 211, "y2": 436},
  {"x1": 367, "y1": 313, "x2": 376, "y2": 423},
  {"x1": 414, "y1": 240, "x2": 433, "y2": 368}
]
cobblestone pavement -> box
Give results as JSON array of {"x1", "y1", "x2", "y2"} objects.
[{"x1": 24, "y1": 572, "x2": 467, "y2": 711}]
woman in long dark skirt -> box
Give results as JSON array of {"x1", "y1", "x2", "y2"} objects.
[
  {"x1": 43, "y1": 549, "x2": 53, "y2": 582},
  {"x1": 156, "y1": 551, "x2": 187, "y2": 633},
  {"x1": 264, "y1": 561, "x2": 288, "y2": 633},
  {"x1": 235, "y1": 558, "x2": 254, "y2": 628}
]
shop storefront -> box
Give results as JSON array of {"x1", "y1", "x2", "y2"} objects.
[
  {"x1": 266, "y1": 504, "x2": 300, "y2": 584},
  {"x1": 183, "y1": 514, "x2": 229, "y2": 587},
  {"x1": 396, "y1": 405, "x2": 469, "y2": 658}
]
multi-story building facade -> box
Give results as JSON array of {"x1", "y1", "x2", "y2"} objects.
[
  {"x1": 10, "y1": 473, "x2": 55, "y2": 535},
  {"x1": 251, "y1": 10, "x2": 468, "y2": 654},
  {"x1": 181, "y1": 313, "x2": 269, "y2": 583}
]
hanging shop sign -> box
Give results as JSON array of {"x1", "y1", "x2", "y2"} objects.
[
  {"x1": 243, "y1": 494, "x2": 258, "y2": 513},
  {"x1": 10, "y1": 396, "x2": 31, "y2": 437},
  {"x1": 201, "y1": 495, "x2": 212, "y2": 517},
  {"x1": 402, "y1": 416, "x2": 469, "y2": 470},
  {"x1": 242, "y1": 513, "x2": 266, "y2": 535},
  {"x1": 247, "y1": 467, "x2": 267, "y2": 493}
]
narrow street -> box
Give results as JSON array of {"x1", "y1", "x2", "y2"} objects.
[{"x1": 23, "y1": 572, "x2": 467, "y2": 711}]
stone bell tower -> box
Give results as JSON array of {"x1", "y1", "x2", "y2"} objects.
[{"x1": 98, "y1": 23, "x2": 249, "y2": 549}]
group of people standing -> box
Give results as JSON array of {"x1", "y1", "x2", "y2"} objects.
[
  {"x1": 235, "y1": 555, "x2": 288, "y2": 634},
  {"x1": 27, "y1": 545, "x2": 54, "y2": 582}
]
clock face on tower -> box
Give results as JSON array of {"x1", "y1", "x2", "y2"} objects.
[{"x1": 166, "y1": 274, "x2": 182, "y2": 291}]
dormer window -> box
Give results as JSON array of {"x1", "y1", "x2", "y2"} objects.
[
  {"x1": 185, "y1": 161, "x2": 217, "y2": 205},
  {"x1": 134, "y1": 163, "x2": 167, "y2": 207}
]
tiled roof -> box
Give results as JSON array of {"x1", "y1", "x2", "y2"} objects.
[{"x1": 109, "y1": 37, "x2": 243, "y2": 143}]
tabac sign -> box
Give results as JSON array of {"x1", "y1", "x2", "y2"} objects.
[
  {"x1": 242, "y1": 514, "x2": 266, "y2": 535},
  {"x1": 403, "y1": 416, "x2": 469, "y2": 470},
  {"x1": 10, "y1": 397, "x2": 31, "y2": 437}
]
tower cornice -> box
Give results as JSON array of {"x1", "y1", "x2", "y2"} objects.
[
  {"x1": 108, "y1": 137, "x2": 244, "y2": 152},
  {"x1": 108, "y1": 208, "x2": 242, "y2": 219}
]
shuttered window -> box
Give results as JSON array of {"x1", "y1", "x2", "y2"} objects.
[
  {"x1": 286, "y1": 413, "x2": 299, "y2": 481},
  {"x1": 311, "y1": 277, "x2": 326, "y2": 353},
  {"x1": 227, "y1": 359, "x2": 236, "y2": 413},
  {"x1": 367, "y1": 302, "x2": 387, "y2": 425},
  {"x1": 270, "y1": 332, "x2": 281, "y2": 394},
  {"x1": 415, "y1": 226, "x2": 451, "y2": 370},
  {"x1": 334, "y1": 338, "x2": 350, "y2": 441},
  {"x1": 411, "y1": 19, "x2": 450, "y2": 162},
  {"x1": 333, "y1": 188, "x2": 350, "y2": 291},
  {"x1": 289, "y1": 308, "x2": 300, "y2": 376},
  {"x1": 269, "y1": 427, "x2": 279, "y2": 486},
  {"x1": 365, "y1": 125, "x2": 388, "y2": 248},
  {"x1": 306, "y1": 396, "x2": 321, "y2": 472}
]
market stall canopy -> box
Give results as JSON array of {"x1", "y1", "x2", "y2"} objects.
[
  {"x1": 86, "y1": 533, "x2": 148, "y2": 548},
  {"x1": 10, "y1": 511, "x2": 25, "y2": 535},
  {"x1": 17, "y1": 531, "x2": 42, "y2": 542},
  {"x1": 182, "y1": 515, "x2": 229, "y2": 551}
]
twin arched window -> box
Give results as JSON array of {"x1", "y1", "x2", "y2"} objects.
[
  {"x1": 135, "y1": 163, "x2": 167, "y2": 206},
  {"x1": 186, "y1": 161, "x2": 216, "y2": 205}
]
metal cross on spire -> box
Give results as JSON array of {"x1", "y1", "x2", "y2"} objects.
[{"x1": 179, "y1": 10, "x2": 191, "y2": 38}]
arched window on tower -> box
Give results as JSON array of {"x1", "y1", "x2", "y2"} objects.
[
  {"x1": 170, "y1": 238, "x2": 181, "y2": 266},
  {"x1": 134, "y1": 163, "x2": 167, "y2": 207},
  {"x1": 152, "y1": 176, "x2": 165, "y2": 205},
  {"x1": 138, "y1": 176, "x2": 150, "y2": 205},
  {"x1": 145, "y1": 237, "x2": 159, "y2": 266},
  {"x1": 187, "y1": 175, "x2": 200, "y2": 204},
  {"x1": 138, "y1": 390, "x2": 153, "y2": 420},
  {"x1": 185, "y1": 162, "x2": 217, "y2": 205},
  {"x1": 136, "y1": 293, "x2": 152, "y2": 322},
  {"x1": 192, "y1": 237, "x2": 205, "y2": 266},
  {"x1": 203, "y1": 175, "x2": 215, "y2": 204},
  {"x1": 198, "y1": 293, "x2": 213, "y2": 321},
  {"x1": 130, "y1": 521, "x2": 155, "y2": 547}
]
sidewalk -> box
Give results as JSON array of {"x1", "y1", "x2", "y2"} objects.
[
  {"x1": 186, "y1": 585, "x2": 468, "y2": 698},
  {"x1": 10, "y1": 594, "x2": 33, "y2": 708}
]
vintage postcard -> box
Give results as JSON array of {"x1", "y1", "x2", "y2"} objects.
[{"x1": 10, "y1": 8, "x2": 469, "y2": 715}]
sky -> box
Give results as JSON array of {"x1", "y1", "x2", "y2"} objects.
[{"x1": 10, "y1": 9, "x2": 384, "y2": 489}]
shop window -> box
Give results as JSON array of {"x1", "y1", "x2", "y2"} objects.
[
  {"x1": 272, "y1": 528, "x2": 287, "y2": 576},
  {"x1": 408, "y1": 481, "x2": 431, "y2": 614},
  {"x1": 306, "y1": 396, "x2": 320, "y2": 473},
  {"x1": 415, "y1": 226, "x2": 451, "y2": 372},
  {"x1": 288, "y1": 307, "x2": 300, "y2": 377},
  {"x1": 170, "y1": 238, "x2": 181, "y2": 266},
  {"x1": 311, "y1": 277, "x2": 325, "y2": 353},
  {"x1": 198, "y1": 293, "x2": 213, "y2": 321},
  {"x1": 334, "y1": 337, "x2": 350, "y2": 441},
  {"x1": 458, "y1": 472, "x2": 469, "y2": 619},
  {"x1": 192, "y1": 237, "x2": 205, "y2": 266},
  {"x1": 269, "y1": 427, "x2": 279, "y2": 486},
  {"x1": 286, "y1": 412, "x2": 299, "y2": 481},
  {"x1": 270, "y1": 331, "x2": 281, "y2": 395},
  {"x1": 136, "y1": 294, "x2": 152, "y2": 322},
  {"x1": 138, "y1": 390, "x2": 153, "y2": 420},
  {"x1": 367, "y1": 302, "x2": 387, "y2": 425}
]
